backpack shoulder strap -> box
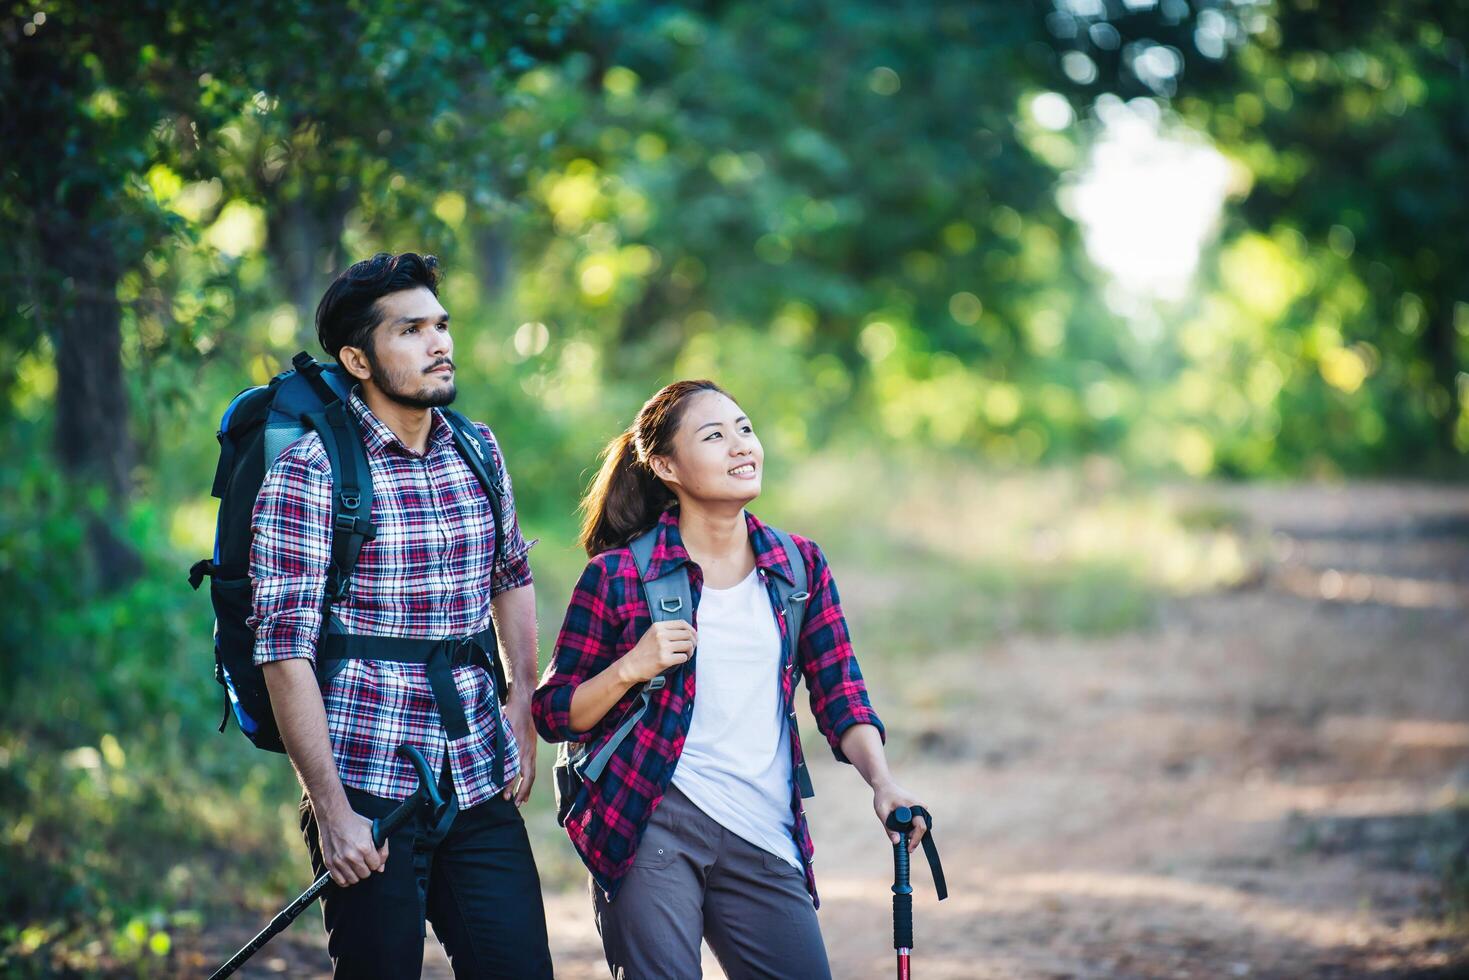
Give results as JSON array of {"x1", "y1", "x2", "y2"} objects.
[
  {"x1": 581, "y1": 523, "x2": 689, "y2": 783},
  {"x1": 766, "y1": 526, "x2": 811, "y2": 664},
  {"x1": 441, "y1": 409, "x2": 505, "y2": 569},
  {"x1": 767, "y1": 524, "x2": 817, "y2": 799},
  {"x1": 630, "y1": 524, "x2": 692, "y2": 629},
  {"x1": 303, "y1": 400, "x2": 376, "y2": 604}
]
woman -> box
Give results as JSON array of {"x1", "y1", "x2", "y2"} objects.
[{"x1": 532, "y1": 380, "x2": 928, "y2": 979}]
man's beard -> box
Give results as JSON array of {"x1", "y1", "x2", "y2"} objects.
[{"x1": 366, "y1": 348, "x2": 457, "y2": 409}]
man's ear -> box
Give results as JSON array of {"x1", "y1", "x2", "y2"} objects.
[{"x1": 338, "y1": 344, "x2": 373, "y2": 382}]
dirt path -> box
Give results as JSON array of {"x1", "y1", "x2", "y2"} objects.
[
  {"x1": 785, "y1": 481, "x2": 1469, "y2": 979},
  {"x1": 201, "y1": 481, "x2": 1469, "y2": 978}
]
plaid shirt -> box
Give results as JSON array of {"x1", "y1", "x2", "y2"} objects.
[
  {"x1": 249, "y1": 391, "x2": 533, "y2": 808},
  {"x1": 533, "y1": 507, "x2": 884, "y2": 907}
]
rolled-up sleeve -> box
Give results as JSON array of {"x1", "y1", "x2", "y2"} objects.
[
  {"x1": 476, "y1": 423, "x2": 536, "y2": 596},
  {"x1": 796, "y1": 537, "x2": 885, "y2": 763},
  {"x1": 533, "y1": 555, "x2": 621, "y2": 744},
  {"x1": 248, "y1": 439, "x2": 332, "y2": 666}
]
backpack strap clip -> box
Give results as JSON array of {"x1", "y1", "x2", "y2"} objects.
[{"x1": 333, "y1": 512, "x2": 377, "y2": 540}]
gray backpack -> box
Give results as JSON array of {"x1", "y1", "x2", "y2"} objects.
[{"x1": 552, "y1": 523, "x2": 815, "y2": 826}]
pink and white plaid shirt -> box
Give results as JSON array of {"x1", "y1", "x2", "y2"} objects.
[{"x1": 249, "y1": 391, "x2": 533, "y2": 807}]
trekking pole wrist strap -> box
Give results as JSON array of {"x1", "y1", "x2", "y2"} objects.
[{"x1": 905, "y1": 805, "x2": 948, "y2": 901}]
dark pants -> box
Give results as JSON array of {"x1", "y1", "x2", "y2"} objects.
[{"x1": 300, "y1": 782, "x2": 553, "y2": 979}]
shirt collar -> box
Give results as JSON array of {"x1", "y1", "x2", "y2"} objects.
[
  {"x1": 348, "y1": 389, "x2": 453, "y2": 458},
  {"x1": 644, "y1": 506, "x2": 799, "y2": 586}
]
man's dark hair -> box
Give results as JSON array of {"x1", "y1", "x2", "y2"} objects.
[{"x1": 315, "y1": 252, "x2": 441, "y2": 361}]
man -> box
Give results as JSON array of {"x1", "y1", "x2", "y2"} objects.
[{"x1": 248, "y1": 251, "x2": 553, "y2": 978}]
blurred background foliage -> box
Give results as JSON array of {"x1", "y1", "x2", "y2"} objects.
[{"x1": 1, "y1": 0, "x2": 1465, "y2": 973}]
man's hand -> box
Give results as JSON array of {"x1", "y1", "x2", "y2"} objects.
[
  {"x1": 503, "y1": 695, "x2": 537, "y2": 807},
  {"x1": 316, "y1": 801, "x2": 389, "y2": 887}
]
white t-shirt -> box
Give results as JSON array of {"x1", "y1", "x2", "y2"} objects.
[{"x1": 671, "y1": 567, "x2": 802, "y2": 868}]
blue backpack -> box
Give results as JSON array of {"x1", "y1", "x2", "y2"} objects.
[{"x1": 189, "y1": 351, "x2": 506, "y2": 753}]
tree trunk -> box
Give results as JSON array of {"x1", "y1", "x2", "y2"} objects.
[
  {"x1": 476, "y1": 225, "x2": 513, "y2": 299},
  {"x1": 265, "y1": 188, "x2": 355, "y2": 347},
  {"x1": 38, "y1": 210, "x2": 143, "y2": 587}
]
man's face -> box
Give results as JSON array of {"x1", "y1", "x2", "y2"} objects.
[{"x1": 352, "y1": 286, "x2": 457, "y2": 410}]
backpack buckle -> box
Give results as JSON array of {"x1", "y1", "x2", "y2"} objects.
[
  {"x1": 789, "y1": 591, "x2": 810, "y2": 603},
  {"x1": 449, "y1": 634, "x2": 478, "y2": 668},
  {"x1": 333, "y1": 513, "x2": 377, "y2": 541},
  {"x1": 339, "y1": 491, "x2": 360, "y2": 511},
  {"x1": 326, "y1": 568, "x2": 351, "y2": 604},
  {"x1": 659, "y1": 597, "x2": 683, "y2": 614}
]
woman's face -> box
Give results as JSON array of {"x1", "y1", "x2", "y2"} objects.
[{"x1": 651, "y1": 390, "x2": 763, "y2": 507}]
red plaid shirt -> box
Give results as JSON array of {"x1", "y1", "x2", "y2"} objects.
[
  {"x1": 249, "y1": 392, "x2": 533, "y2": 808},
  {"x1": 533, "y1": 507, "x2": 884, "y2": 907}
]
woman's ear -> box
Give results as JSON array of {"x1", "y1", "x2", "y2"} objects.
[{"x1": 649, "y1": 453, "x2": 679, "y2": 486}]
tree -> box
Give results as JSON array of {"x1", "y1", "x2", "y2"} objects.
[
  {"x1": 209, "y1": 1, "x2": 589, "y2": 326},
  {"x1": 0, "y1": 1, "x2": 592, "y2": 584},
  {"x1": 489, "y1": 1, "x2": 1104, "y2": 456},
  {"x1": 1, "y1": 1, "x2": 230, "y2": 582},
  {"x1": 1043, "y1": 0, "x2": 1469, "y2": 465}
]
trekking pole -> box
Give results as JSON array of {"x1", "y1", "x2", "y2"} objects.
[
  {"x1": 885, "y1": 805, "x2": 948, "y2": 980},
  {"x1": 209, "y1": 743, "x2": 448, "y2": 980}
]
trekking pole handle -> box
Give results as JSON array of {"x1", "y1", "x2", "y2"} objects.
[
  {"x1": 887, "y1": 806, "x2": 915, "y2": 951},
  {"x1": 886, "y1": 803, "x2": 948, "y2": 902},
  {"x1": 371, "y1": 743, "x2": 448, "y2": 847}
]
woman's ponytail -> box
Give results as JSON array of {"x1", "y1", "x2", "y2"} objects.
[
  {"x1": 578, "y1": 428, "x2": 675, "y2": 557},
  {"x1": 577, "y1": 379, "x2": 727, "y2": 557}
]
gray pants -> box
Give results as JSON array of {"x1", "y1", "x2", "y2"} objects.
[{"x1": 592, "y1": 784, "x2": 832, "y2": 980}]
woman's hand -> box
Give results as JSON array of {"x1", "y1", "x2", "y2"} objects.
[
  {"x1": 616, "y1": 620, "x2": 697, "y2": 685},
  {"x1": 872, "y1": 778, "x2": 928, "y2": 853},
  {"x1": 566, "y1": 620, "x2": 696, "y2": 733},
  {"x1": 838, "y1": 724, "x2": 928, "y2": 853}
]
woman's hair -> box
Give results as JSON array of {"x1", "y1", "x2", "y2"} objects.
[
  {"x1": 315, "y1": 252, "x2": 440, "y2": 362},
  {"x1": 579, "y1": 379, "x2": 730, "y2": 556}
]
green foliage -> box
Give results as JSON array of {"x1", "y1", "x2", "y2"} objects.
[
  {"x1": 2, "y1": 0, "x2": 1466, "y2": 971},
  {"x1": 1042, "y1": 0, "x2": 1469, "y2": 473},
  {"x1": 0, "y1": 450, "x2": 304, "y2": 973}
]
